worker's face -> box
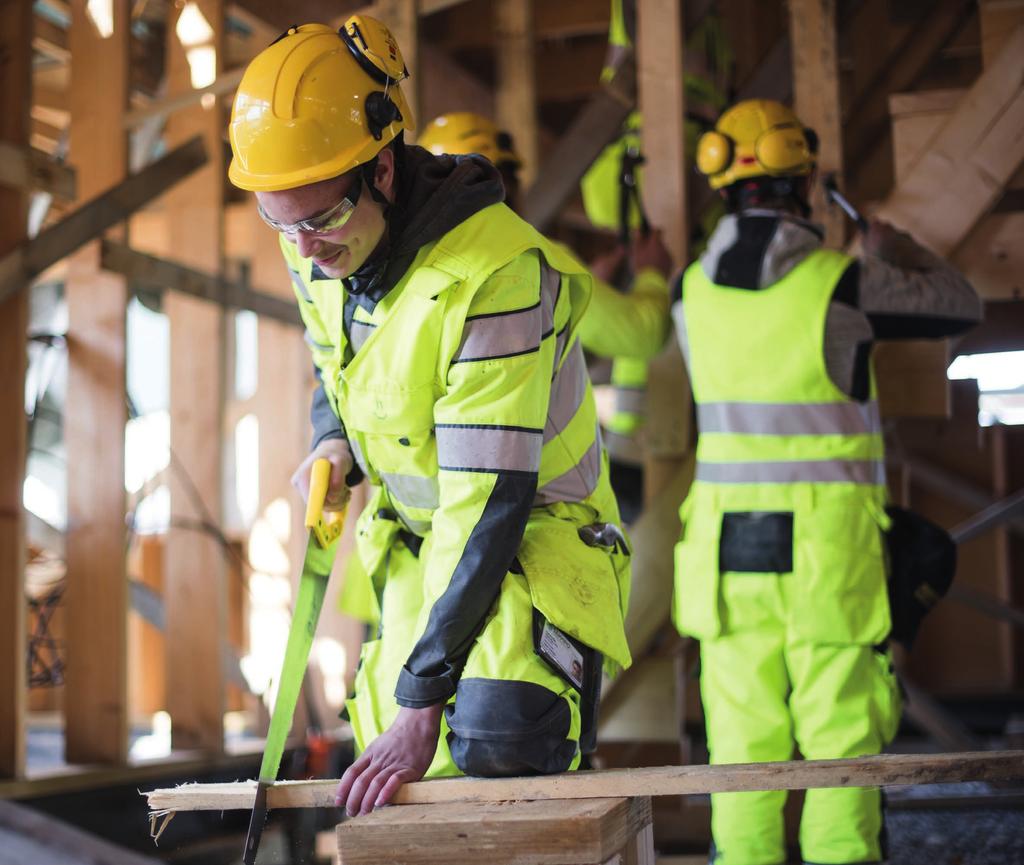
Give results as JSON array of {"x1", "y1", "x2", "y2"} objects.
[{"x1": 255, "y1": 149, "x2": 395, "y2": 279}]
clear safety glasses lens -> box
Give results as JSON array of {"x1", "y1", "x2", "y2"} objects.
[{"x1": 258, "y1": 180, "x2": 363, "y2": 236}]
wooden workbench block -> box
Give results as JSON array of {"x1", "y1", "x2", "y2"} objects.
[{"x1": 336, "y1": 796, "x2": 653, "y2": 865}]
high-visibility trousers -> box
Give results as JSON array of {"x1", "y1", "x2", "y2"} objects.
[{"x1": 699, "y1": 570, "x2": 901, "y2": 865}]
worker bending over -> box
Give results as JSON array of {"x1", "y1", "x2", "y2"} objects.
[
  {"x1": 228, "y1": 19, "x2": 631, "y2": 816},
  {"x1": 675, "y1": 99, "x2": 981, "y2": 865}
]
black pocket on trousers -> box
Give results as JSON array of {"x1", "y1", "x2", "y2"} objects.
[{"x1": 719, "y1": 511, "x2": 794, "y2": 573}]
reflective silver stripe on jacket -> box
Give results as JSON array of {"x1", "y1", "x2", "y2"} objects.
[
  {"x1": 696, "y1": 459, "x2": 885, "y2": 485},
  {"x1": 671, "y1": 299, "x2": 691, "y2": 369},
  {"x1": 289, "y1": 268, "x2": 312, "y2": 302},
  {"x1": 380, "y1": 472, "x2": 440, "y2": 510},
  {"x1": 697, "y1": 400, "x2": 882, "y2": 437},
  {"x1": 304, "y1": 330, "x2": 332, "y2": 353},
  {"x1": 350, "y1": 319, "x2": 376, "y2": 354},
  {"x1": 436, "y1": 424, "x2": 543, "y2": 473},
  {"x1": 452, "y1": 262, "x2": 563, "y2": 364},
  {"x1": 615, "y1": 386, "x2": 646, "y2": 416},
  {"x1": 544, "y1": 339, "x2": 588, "y2": 443},
  {"x1": 540, "y1": 261, "x2": 560, "y2": 338},
  {"x1": 535, "y1": 428, "x2": 603, "y2": 504},
  {"x1": 349, "y1": 437, "x2": 369, "y2": 478},
  {"x1": 453, "y1": 301, "x2": 543, "y2": 362}
]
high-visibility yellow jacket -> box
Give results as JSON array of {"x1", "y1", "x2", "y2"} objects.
[{"x1": 284, "y1": 202, "x2": 632, "y2": 707}]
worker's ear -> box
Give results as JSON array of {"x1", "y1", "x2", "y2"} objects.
[{"x1": 372, "y1": 147, "x2": 397, "y2": 203}]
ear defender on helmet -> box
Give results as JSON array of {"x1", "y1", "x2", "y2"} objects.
[
  {"x1": 696, "y1": 129, "x2": 735, "y2": 178},
  {"x1": 339, "y1": 16, "x2": 410, "y2": 140},
  {"x1": 755, "y1": 122, "x2": 814, "y2": 175}
]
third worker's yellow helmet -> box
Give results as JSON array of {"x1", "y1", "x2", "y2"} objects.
[
  {"x1": 696, "y1": 99, "x2": 817, "y2": 190},
  {"x1": 417, "y1": 112, "x2": 522, "y2": 169}
]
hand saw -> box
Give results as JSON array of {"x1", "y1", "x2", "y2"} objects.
[{"x1": 243, "y1": 458, "x2": 346, "y2": 864}]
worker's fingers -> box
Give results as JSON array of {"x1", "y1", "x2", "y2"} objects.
[
  {"x1": 335, "y1": 751, "x2": 372, "y2": 808},
  {"x1": 374, "y1": 768, "x2": 418, "y2": 809},
  {"x1": 360, "y1": 766, "x2": 394, "y2": 815},
  {"x1": 345, "y1": 759, "x2": 380, "y2": 817}
]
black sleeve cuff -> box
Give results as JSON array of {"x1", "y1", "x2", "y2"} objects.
[{"x1": 394, "y1": 665, "x2": 458, "y2": 708}]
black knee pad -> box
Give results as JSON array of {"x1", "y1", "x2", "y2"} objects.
[{"x1": 445, "y1": 678, "x2": 577, "y2": 776}]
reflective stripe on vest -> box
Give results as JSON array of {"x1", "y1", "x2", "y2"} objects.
[
  {"x1": 697, "y1": 400, "x2": 881, "y2": 436},
  {"x1": 696, "y1": 459, "x2": 885, "y2": 485}
]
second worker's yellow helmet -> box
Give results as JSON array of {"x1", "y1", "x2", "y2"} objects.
[
  {"x1": 696, "y1": 99, "x2": 816, "y2": 190},
  {"x1": 228, "y1": 17, "x2": 415, "y2": 192},
  {"x1": 417, "y1": 112, "x2": 522, "y2": 168}
]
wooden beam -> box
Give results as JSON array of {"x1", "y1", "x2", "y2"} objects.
[
  {"x1": 336, "y1": 797, "x2": 652, "y2": 865},
  {"x1": 145, "y1": 750, "x2": 1024, "y2": 812},
  {"x1": 521, "y1": 58, "x2": 635, "y2": 233},
  {"x1": 846, "y1": 0, "x2": 976, "y2": 198},
  {"x1": 0, "y1": 142, "x2": 75, "y2": 199},
  {"x1": 872, "y1": 24, "x2": 1024, "y2": 256},
  {"x1": 0, "y1": 135, "x2": 207, "y2": 303},
  {"x1": 164, "y1": 0, "x2": 227, "y2": 755},
  {"x1": 637, "y1": 0, "x2": 686, "y2": 264},
  {"x1": 62, "y1": 0, "x2": 131, "y2": 767},
  {"x1": 232, "y1": 0, "x2": 363, "y2": 31},
  {"x1": 123, "y1": 66, "x2": 244, "y2": 130},
  {"x1": 0, "y1": 0, "x2": 32, "y2": 783},
  {"x1": 33, "y1": 15, "x2": 70, "y2": 64},
  {"x1": 100, "y1": 241, "x2": 302, "y2": 326},
  {"x1": 419, "y1": 43, "x2": 494, "y2": 127},
  {"x1": 495, "y1": 0, "x2": 538, "y2": 186},
  {"x1": 789, "y1": 0, "x2": 844, "y2": 248}
]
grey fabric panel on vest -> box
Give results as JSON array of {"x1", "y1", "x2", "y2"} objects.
[
  {"x1": 380, "y1": 472, "x2": 440, "y2": 510},
  {"x1": 436, "y1": 424, "x2": 544, "y2": 473},
  {"x1": 696, "y1": 459, "x2": 885, "y2": 485},
  {"x1": 349, "y1": 319, "x2": 377, "y2": 354},
  {"x1": 697, "y1": 400, "x2": 881, "y2": 436},
  {"x1": 615, "y1": 386, "x2": 646, "y2": 415},
  {"x1": 544, "y1": 339, "x2": 588, "y2": 443},
  {"x1": 454, "y1": 301, "x2": 543, "y2": 362},
  {"x1": 303, "y1": 330, "x2": 332, "y2": 352},
  {"x1": 289, "y1": 267, "x2": 312, "y2": 302},
  {"x1": 535, "y1": 428, "x2": 603, "y2": 504}
]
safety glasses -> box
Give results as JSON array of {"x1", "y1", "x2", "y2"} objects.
[{"x1": 257, "y1": 177, "x2": 364, "y2": 236}]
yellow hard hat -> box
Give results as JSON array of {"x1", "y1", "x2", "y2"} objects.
[
  {"x1": 696, "y1": 99, "x2": 816, "y2": 190},
  {"x1": 228, "y1": 17, "x2": 415, "y2": 192},
  {"x1": 417, "y1": 112, "x2": 522, "y2": 168}
]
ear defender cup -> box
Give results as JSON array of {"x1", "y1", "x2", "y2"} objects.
[
  {"x1": 755, "y1": 122, "x2": 814, "y2": 175},
  {"x1": 365, "y1": 90, "x2": 403, "y2": 141},
  {"x1": 696, "y1": 129, "x2": 734, "y2": 177}
]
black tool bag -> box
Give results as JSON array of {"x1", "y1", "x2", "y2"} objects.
[{"x1": 884, "y1": 505, "x2": 957, "y2": 648}]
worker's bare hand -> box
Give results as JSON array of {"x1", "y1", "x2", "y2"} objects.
[
  {"x1": 291, "y1": 438, "x2": 353, "y2": 511},
  {"x1": 862, "y1": 220, "x2": 932, "y2": 268},
  {"x1": 587, "y1": 245, "x2": 627, "y2": 283},
  {"x1": 631, "y1": 228, "x2": 673, "y2": 279},
  {"x1": 335, "y1": 704, "x2": 443, "y2": 816}
]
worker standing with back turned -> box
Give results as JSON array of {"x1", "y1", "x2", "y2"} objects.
[
  {"x1": 675, "y1": 99, "x2": 982, "y2": 865},
  {"x1": 227, "y1": 18, "x2": 631, "y2": 816}
]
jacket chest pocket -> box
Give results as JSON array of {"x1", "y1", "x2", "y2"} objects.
[{"x1": 341, "y1": 381, "x2": 438, "y2": 477}]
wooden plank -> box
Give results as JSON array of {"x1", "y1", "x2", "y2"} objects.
[
  {"x1": 521, "y1": 59, "x2": 635, "y2": 233},
  {"x1": 872, "y1": 24, "x2": 1024, "y2": 255},
  {"x1": 419, "y1": 44, "x2": 495, "y2": 127},
  {"x1": 889, "y1": 88, "x2": 965, "y2": 185},
  {"x1": 0, "y1": 0, "x2": 32, "y2": 783},
  {"x1": 789, "y1": 0, "x2": 845, "y2": 248},
  {"x1": 495, "y1": 0, "x2": 538, "y2": 186},
  {"x1": 62, "y1": 0, "x2": 131, "y2": 767},
  {"x1": 232, "y1": 0, "x2": 363, "y2": 30},
  {"x1": 164, "y1": 0, "x2": 226, "y2": 755},
  {"x1": 0, "y1": 142, "x2": 75, "y2": 199},
  {"x1": 100, "y1": 241, "x2": 302, "y2": 326},
  {"x1": 335, "y1": 797, "x2": 652, "y2": 865},
  {"x1": 0, "y1": 798, "x2": 161, "y2": 865},
  {"x1": 0, "y1": 135, "x2": 207, "y2": 304},
  {"x1": 144, "y1": 750, "x2": 1024, "y2": 812}
]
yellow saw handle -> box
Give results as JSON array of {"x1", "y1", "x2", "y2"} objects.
[{"x1": 305, "y1": 458, "x2": 346, "y2": 546}]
